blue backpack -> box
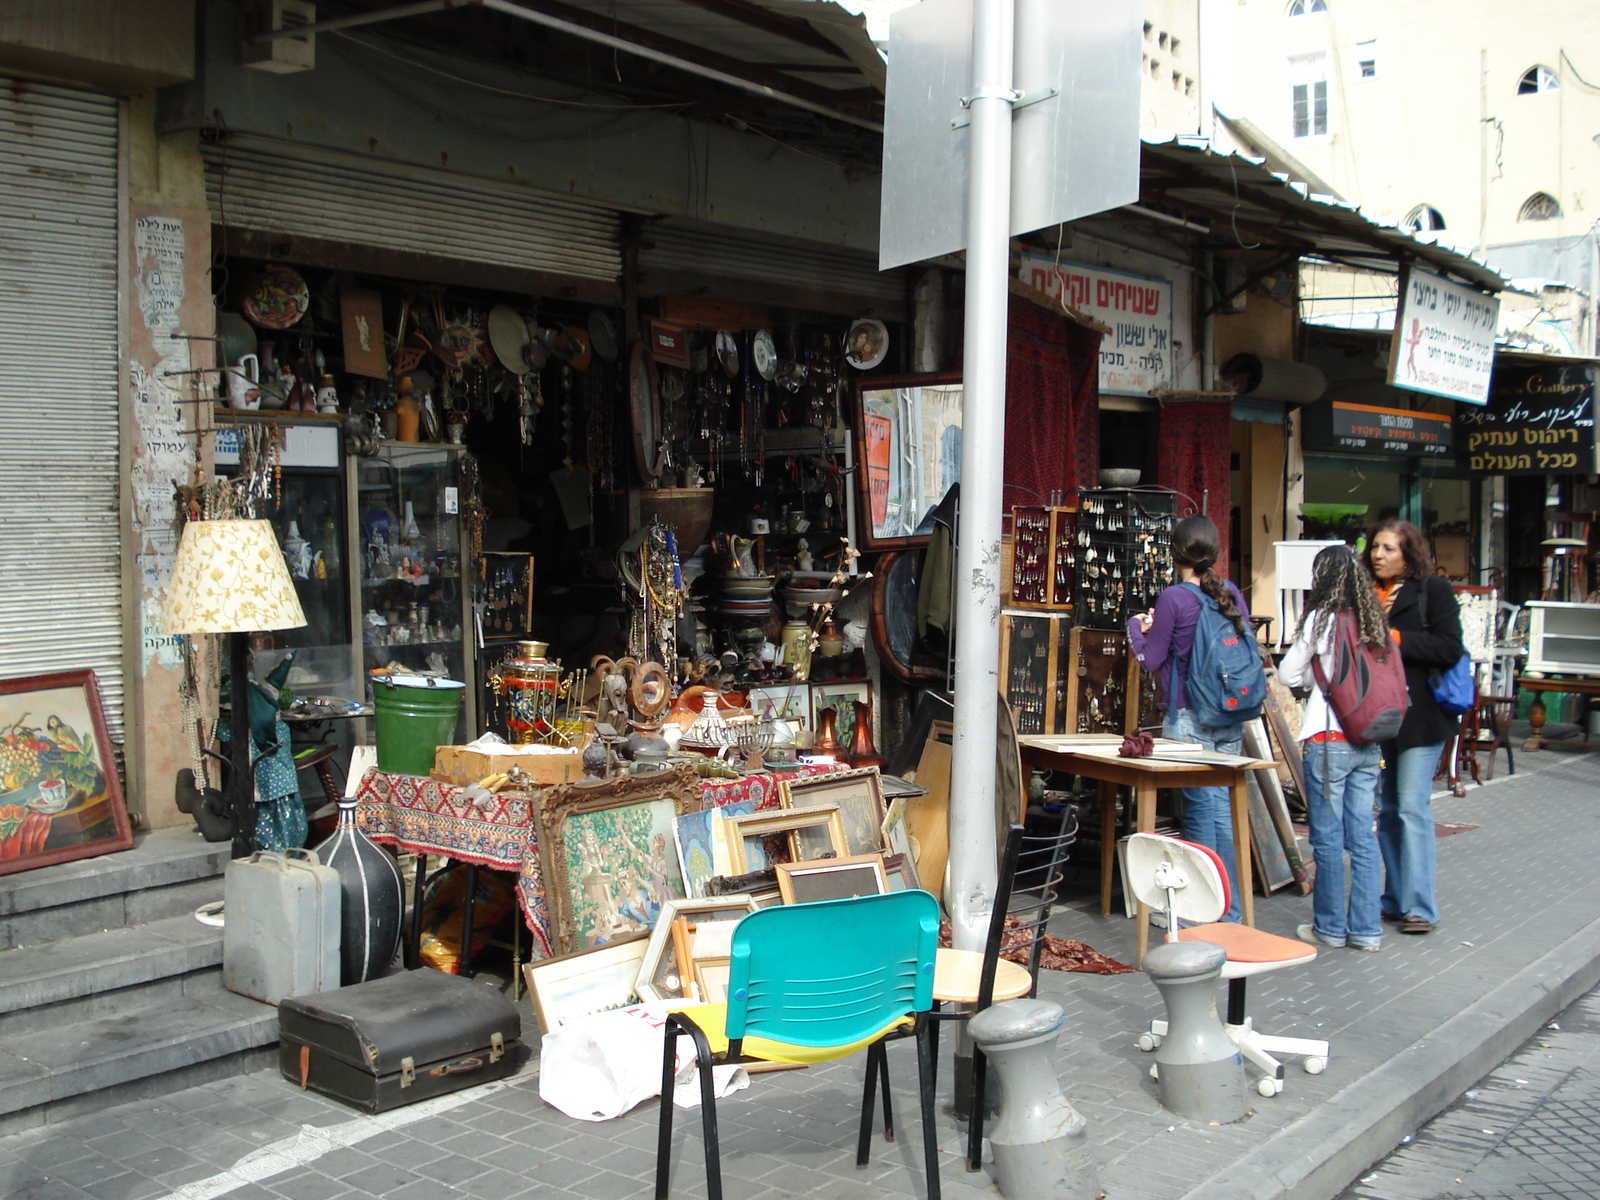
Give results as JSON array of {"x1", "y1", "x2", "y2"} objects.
[{"x1": 1181, "y1": 582, "x2": 1266, "y2": 728}]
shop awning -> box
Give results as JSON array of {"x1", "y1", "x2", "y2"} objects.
[{"x1": 1131, "y1": 132, "x2": 1507, "y2": 293}]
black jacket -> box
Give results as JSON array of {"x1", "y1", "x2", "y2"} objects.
[{"x1": 1384, "y1": 574, "x2": 1466, "y2": 751}]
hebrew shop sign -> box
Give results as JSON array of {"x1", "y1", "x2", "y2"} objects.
[
  {"x1": 1018, "y1": 251, "x2": 1173, "y2": 395},
  {"x1": 1456, "y1": 362, "x2": 1597, "y2": 477}
]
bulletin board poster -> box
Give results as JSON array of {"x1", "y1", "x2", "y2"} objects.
[
  {"x1": 1386, "y1": 265, "x2": 1499, "y2": 405},
  {"x1": 1018, "y1": 252, "x2": 1173, "y2": 395},
  {"x1": 1455, "y1": 361, "x2": 1597, "y2": 477}
]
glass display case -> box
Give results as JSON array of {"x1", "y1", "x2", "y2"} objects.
[
  {"x1": 350, "y1": 444, "x2": 476, "y2": 735},
  {"x1": 215, "y1": 419, "x2": 359, "y2": 705}
]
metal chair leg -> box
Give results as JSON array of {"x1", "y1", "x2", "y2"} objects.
[
  {"x1": 655, "y1": 1017, "x2": 680, "y2": 1200},
  {"x1": 916, "y1": 1017, "x2": 942, "y2": 1200},
  {"x1": 879, "y1": 1039, "x2": 895, "y2": 1142},
  {"x1": 657, "y1": 1015, "x2": 723, "y2": 1200},
  {"x1": 965, "y1": 1045, "x2": 988, "y2": 1172},
  {"x1": 858, "y1": 1041, "x2": 881, "y2": 1166}
]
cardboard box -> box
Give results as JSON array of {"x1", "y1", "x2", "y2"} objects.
[{"x1": 431, "y1": 745, "x2": 585, "y2": 788}]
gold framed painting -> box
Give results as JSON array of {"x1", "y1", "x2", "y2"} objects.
[
  {"x1": 774, "y1": 853, "x2": 888, "y2": 905},
  {"x1": 521, "y1": 933, "x2": 650, "y2": 1036},
  {"x1": 779, "y1": 766, "x2": 886, "y2": 857},
  {"x1": 536, "y1": 764, "x2": 700, "y2": 954},
  {"x1": 634, "y1": 895, "x2": 758, "y2": 1003},
  {"x1": 722, "y1": 806, "x2": 848, "y2": 874}
]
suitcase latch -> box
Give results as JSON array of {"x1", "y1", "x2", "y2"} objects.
[
  {"x1": 400, "y1": 1056, "x2": 415, "y2": 1088},
  {"x1": 490, "y1": 1032, "x2": 504, "y2": 1063}
]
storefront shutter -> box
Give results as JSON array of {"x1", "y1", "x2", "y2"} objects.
[
  {"x1": 0, "y1": 81, "x2": 124, "y2": 736},
  {"x1": 640, "y1": 220, "x2": 907, "y2": 319},
  {"x1": 201, "y1": 140, "x2": 622, "y2": 282}
]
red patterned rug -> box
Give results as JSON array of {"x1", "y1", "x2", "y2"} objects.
[{"x1": 938, "y1": 917, "x2": 1135, "y2": 975}]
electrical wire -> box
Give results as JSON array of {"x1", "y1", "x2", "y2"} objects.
[{"x1": 331, "y1": 28, "x2": 692, "y2": 110}]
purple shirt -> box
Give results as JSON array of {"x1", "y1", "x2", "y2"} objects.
[{"x1": 1126, "y1": 580, "x2": 1250, "y2": 711}]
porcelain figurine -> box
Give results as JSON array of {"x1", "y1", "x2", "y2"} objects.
[{"x1": 227, "y1": 353, "x2": 261, "y2": 411}]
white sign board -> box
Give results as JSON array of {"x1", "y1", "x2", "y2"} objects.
[
  {"x1": 215, "y1": 423, "x2": 340, "y2": 468},
  {"x1": 1018, "y1": 251, "x2": 1174, "y2": 395},
  {"x1": 1387, "y1": 265, "x2": 1499, "y2": 406},
  {"x1": 879, "y1": 0, "x2": 1141, "y2": 270}
]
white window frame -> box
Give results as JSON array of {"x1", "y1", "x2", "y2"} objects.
[{"x1": 1288, "y1": 52, "x2": 1331, "y2": 141}]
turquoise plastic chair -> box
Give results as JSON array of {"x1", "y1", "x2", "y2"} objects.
[{"x1": 654, "y1": 890, "x2": 942, "y2": 1200}]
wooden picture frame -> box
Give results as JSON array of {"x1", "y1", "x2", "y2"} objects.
[
  {"x1": 852, "y1": 372, "x2": 964, "y2": 551},
  {"x1": 779, "y1": 766, "x2": 886, "y2": 857},
  {"x1": 536, "y1": 765, "x2": 700, "y2": 954},
  {"x1": 723, "y1": 806, "x2": 849, "y2": 874},
  {"x1": 339, "y1": 285, "x2": 389, "y2": 378},
  {"x1": 775, "y1": 853, "x2": 888, "y2": 905},
  {"x1": 883, "y1": 852, "x2": 921, "y2": 892},
  {"x1": 693, "y1": 957, "x2": 733, "y2": 1005},
  {"x1": 748, "y1": 683, "x2": 810, "y2": 729},
  {"x1": 521, "y1": 933, "x2": 650, "y2": 1036},
  {"x1": 647, "y1": 319, "x2": 690, "y2": 368},
  {"x1": 0, "y1": 670, "x2": 133, "y2": 877},
  {"x1": 635, "y1": 896, "x2": 758, "y2": 1002}
]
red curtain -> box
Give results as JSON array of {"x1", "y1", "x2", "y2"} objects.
[
  {"x1": 1001, "y1": 291, "x2": 1102, "y2": 508},
  {"x1": 1156, "y1": 399, "x2": 1233, "y2": 566}
]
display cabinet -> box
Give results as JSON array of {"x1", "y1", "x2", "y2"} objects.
[
  {"x1": 1525, "y1": 601, "x2": 1600, "y2": 676},
  {"x1": 350, "y1": 444, "x2": 476, "y2": 735},
  {"x1": 1074, "y1": 488, "x2": 1176, "y2": 630}
]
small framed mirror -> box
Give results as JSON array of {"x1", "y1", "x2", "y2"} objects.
[{"x1": 852, "y1": 373, "x2": 964, "y2": 551}]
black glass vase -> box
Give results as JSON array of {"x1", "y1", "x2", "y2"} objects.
[{"x1": 312, "y1": 797, "x2": 404, "y2": 985}]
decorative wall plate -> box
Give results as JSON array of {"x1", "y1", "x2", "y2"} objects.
[
  {"x1": 844, "y1": 318, "x2": 888, "y2": 371},
  {"x1": 715, "y1": 329, "x2": 739, "y2": 377},
  {"x1": 629, "y1": 340, "x2": 665, "y2": 483},
  {"x1": 752, "y1": 330, "x2": 778, "y2": 380},
  {"x1": 241, "y1": 264, "x2": 310, "y2": 330},
  {"x1": 487, "y1": 305, "x2": 531, "y2": 375},
  {"x1": 588, "y1": 310, "x2": 619, "y2": 361}
]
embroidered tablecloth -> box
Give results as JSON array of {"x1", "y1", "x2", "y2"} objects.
[{"x1": 356, "y1": 765, "x2": 828, "y2": 960}]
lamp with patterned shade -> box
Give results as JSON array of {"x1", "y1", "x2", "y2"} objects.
[{"x1": 160, "y1": 519, "x2": 306, "y2": 858}]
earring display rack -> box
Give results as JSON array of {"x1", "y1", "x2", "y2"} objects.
[
  {"x1": 1007, "y1": 504, "x2": 1078, "y2": 610},
  {"x1": 1074, "y1": 488, "x2": 1178, "y2": 630}
]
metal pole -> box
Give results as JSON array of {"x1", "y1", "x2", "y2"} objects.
[{"x1": 946, "y1": 0, "x2": 1015, "y2": 951}]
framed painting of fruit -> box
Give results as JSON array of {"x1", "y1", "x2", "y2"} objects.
[{"x1": 0, "y1": 670, "x2": 133, "y2": 876}]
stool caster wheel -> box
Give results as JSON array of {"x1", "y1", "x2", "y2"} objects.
[
  {"x1": 1257, "y1": 1076, "x2": 1283, "y2": 1098},
  {"x1": 1149, "y1": 1063, "x2": 1159, "y2": 1082},
  {"x1": 1304, "y1": 1056, "x2": 1326, "y2": 1075},
  {"x1": 1137, "y1": 1033, "x2": 1162, "y2": 1052}
]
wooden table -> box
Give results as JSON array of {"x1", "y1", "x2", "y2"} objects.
[
  {"x1": 1516, "y1": 675, "x2": 1600, "y2": 750},
  {"x1": 1017, "y1": 735, "x2": 1273, "y2": 966}
]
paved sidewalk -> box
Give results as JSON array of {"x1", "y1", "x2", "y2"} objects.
[{"x1": 1, "y1": 751, "x2": 1596, "y2": 1200}]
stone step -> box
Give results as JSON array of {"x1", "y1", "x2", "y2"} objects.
[
  {"x1": 0, "y1": 974, "x2": 279, "y2": 1135},
  {"x1": 0, "y1": 914, "x2": 224, "y2": 1038},
  {"x1": 0, "y1": 826, "x2": 229, "y2": 951}
]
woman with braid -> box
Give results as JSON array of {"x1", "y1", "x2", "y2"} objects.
[
  {"x1": 1278, "y1": 545, "x2": 1389, "y2": 951},
  {"x1": 1127, "y1": 515, "x2": 1251, "y2": 921}
]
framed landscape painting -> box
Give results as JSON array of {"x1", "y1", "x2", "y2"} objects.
[{"x1": 0, "y1": 670, "x2": 133, "y2": 877}]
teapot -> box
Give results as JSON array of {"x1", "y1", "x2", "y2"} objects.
[{"x1": 226, "y1": 354, "x2": 261, "y2": 411}]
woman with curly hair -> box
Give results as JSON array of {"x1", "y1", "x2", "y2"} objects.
[
  {"x1": 1364, "y1": 519, "x2": 1464, "y2": 935},
  {"x1": 1127, "y1": 515, "x2": 1251, "y2": 921},
  {"x1": 1279, "y1": 545, "x2": 1393, "y2": 951}
]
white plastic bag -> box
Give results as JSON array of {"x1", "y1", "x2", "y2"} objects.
[{"x1": 539, "y1": 1001, "x2": 749, "y2": 1122}]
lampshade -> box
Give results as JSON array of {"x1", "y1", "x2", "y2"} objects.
[{"x1": 159, "y1": 519, "x2": 307, "y2": 635}]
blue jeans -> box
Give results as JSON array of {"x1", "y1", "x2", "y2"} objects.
[
  {"x1": 1377, "y1": 742, "x2": 1444, "y2": 925},
  {"x1": 1163, "y1": 708, "x2": 1244, "y2": 922},
  {"x1": 1302, "y1": 739, "x2": 1383, "y2": 946}
]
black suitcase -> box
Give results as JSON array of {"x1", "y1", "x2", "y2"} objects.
[{"x1": 278, "y1": 968, "x2": 523, "y2": 1113}]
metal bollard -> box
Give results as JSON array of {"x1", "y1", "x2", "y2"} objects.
[
  {"x1": 966, "y1": 998, "x2": 1099, "y2": 1200},
  {"x1": 1143, "y1": 939, "x2": 1246, "y2": 1123}
]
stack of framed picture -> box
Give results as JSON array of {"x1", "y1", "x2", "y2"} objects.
[{"x1": 521, "y1": 764, "x2": 924, "y2": 1035}]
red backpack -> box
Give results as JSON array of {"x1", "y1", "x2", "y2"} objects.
[{"x1": 1309, "y1": 612, "x2": 1410, "y2": 745}]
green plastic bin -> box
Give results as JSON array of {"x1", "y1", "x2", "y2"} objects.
[{"x1": 372, "y1": 677, "x2": 465, "y2": 777}]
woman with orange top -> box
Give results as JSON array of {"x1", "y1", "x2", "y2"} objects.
[{"x1": 1363, "y1": 519, "x2": 1464, "y2": 935}]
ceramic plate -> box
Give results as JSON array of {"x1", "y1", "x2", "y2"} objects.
[
  {"x1": 241, "y1": 264, "x2": 310, "y2": 330},
  {"x1": 715, "y1": 330, "x2": 739, "y2": 377},
  {"x1": 752, "y1": 330, "x2": 778, "y2": 380},
  {"x1": 487, "y1": 305, "x2": 531, "y2": 375},
  {"x1": 844, "y1": 318, "x2": 888, "y2": 371},
  {"x1": 588, "y1": 310, "x2": 619, "y2": 361}
]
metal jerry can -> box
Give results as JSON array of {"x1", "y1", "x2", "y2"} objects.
[{"x1": 222, "y1": 849, "x2": 341, "y2": 1005}]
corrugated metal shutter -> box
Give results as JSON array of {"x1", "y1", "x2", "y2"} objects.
[
  {"x1": 641, "y1": 220, "x2": 905, "y2": 313},
  {"x1": 0, "y1": 81, "x2": 124, "y2": 736},
  {"x1": 201, "y1": 140, "x2": 622, "y2": 282}
]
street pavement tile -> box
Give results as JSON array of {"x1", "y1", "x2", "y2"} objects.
[
  {"x1": 345, "y1": 1180, "x2": 444, "y2": 1200},
  {"x1": 78, "y1": 1173, "x2": 167, "y2": 1200},
  {"x1": 450, "y1": 1165, "x2": 531, "y2": 1200},
  {"x1": 332, "y1": 1160, "x2": 425, "y2": 1194},
  {"x1": 361, "y1": 1136, "x2": 454, "y2": 1171},
  {"x1": 435, "y1": 1129, "x2": 517, "y2": 1161},
  {"x1": 518, "y1": 1153, "x2": 603, "y2": 1190},
  {"x1": 115, "y1": 1143, "x2": 203, "y2": 1179},
  {"x1": 259, "y1": 1169, "x2": 355, "y2": 1200},
  {"x1": 414, "y1": 1152, "x2": 495, "y2": 1186},
  {"x1": 312, "y1": 1146, "x2": 382, "y2": 1180},
  {"x1": 10, "y1": 1178, "x2": 93, "y2": 1200}
]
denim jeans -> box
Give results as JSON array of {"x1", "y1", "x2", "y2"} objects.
[
  {"x1": 1163, "y1": 708, "x2": 1244, "y2": 922},
  {"x1": 1377, "y1": 741, "x2": 1444, "y2": 925},
  {"x1": 1302, "y1": 738, "x2": 1383, "y2": 946}
]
